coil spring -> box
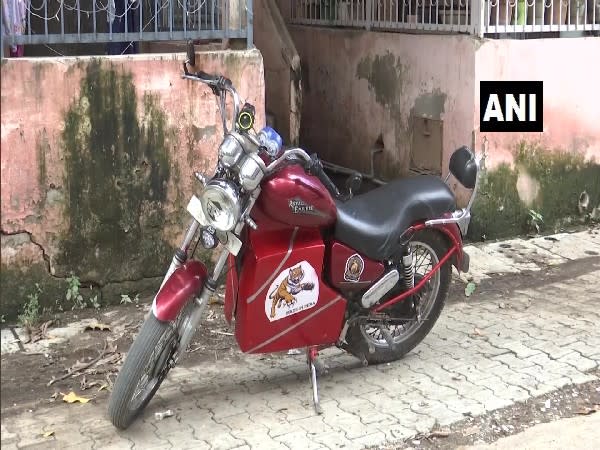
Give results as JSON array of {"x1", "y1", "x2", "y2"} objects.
[{"x1": 402, "y1": 247, "x2": 414, "y2": 289}]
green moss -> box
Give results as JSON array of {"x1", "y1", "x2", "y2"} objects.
[
  {"x1": 356, "y1": 52, "x2": 411, "y2": 178},
  {"x1": 36, "y1": 130, "x2": 48, "y2": 188},
  {"x1": 0, "y1": 264, "x2": 64, "y2": 321},
  {"x1": 468, "y1": 143, "x2": 600, "y2": 240},
  {"x1": 57, "y1": 60, "x2": 175, "y2": 284},
  {"x1": 356, "y1": 52, "x2": 407, "y2": 109},
  {"x1": 468, "y1": 164, "x2": 529, "y2": 240}
]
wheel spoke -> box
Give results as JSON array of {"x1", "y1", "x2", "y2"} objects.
[{"x1": 362, "y1": 239, "x2": 441, "y2": 348}]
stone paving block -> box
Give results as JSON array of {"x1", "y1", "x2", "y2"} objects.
[
  {"x1": 319, "y1": 401, "x2": 373, "y2": 439},
  {"x1": 310, "y1": 430, "x2": 361, "y2": 449},
  {"x1": 413, "y1": 382, "x2": 459, "y2": 401},
  {"x1": 274, "y1": 430, "x2": 323, "y2": 449},
  {"x1": 1, "y1": 423, "x2": 18, "y2": 442},
  {"x1": 121, "y1": 421, "x2": 171, "y2": 448},
  {"x1": 18, "y1": 443, "x2": 60, "y2": 450},
  {"x1": 442, "y1": 397, "x2": 486, "y2": 416},
  {"x1": 183, "y1": 415, "x2": 241, "y2": 446},
  {"x1": 468, "y1": 376, "x2": 530, "y2": 402},
  {"x1": 376, "y1": 423, "x2": 417, "y2": 442},
  {"x1": 490, "y1": 352, "x2": 537, "y2": 370},
  {"x1": 528, "y1": 233, "x2": 600, "y2": 260},
  {"x1": 201, "y1": 430, "x2": 245, "y2": 450},
  {"x1": 319, "y1": 375, "x2": 380, "y2": 399},
  {"x1": 166, "y1": 442, "x2": 210, "y2": 450},
  {"x1": 470, "y1": 357, "x2": 504, "y2": 372},
  {"x1": 452, "y1": 365, "x2": 498, "y2": 383},
  {"x1": 81, "y1": 424, "x2": 136, "y2": 448},
  {"x1": 565, "y1": 371, "x2": 598, "y2": 385},
  {"x1": 292, "y1": 415, "x2": 335, "y2": 435},
  {"x1": 557, "y1": 352, "x2": 598, "y2": 372},
  {"x1": 413, "y1": 415, "x2": 437, "y2": 434},
  {"x1": 350, "y1": 431, "x2": 387, "y2": 448},
  {"x1": 563, "y1": 341, "x2": 600, "y2": 359},
  {"x1": 524, "y1": 340, "x2": 578, "y2": 360}
]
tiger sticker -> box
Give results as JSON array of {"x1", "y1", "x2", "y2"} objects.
[{"x1": 265, "y1": 261, "x2": 319, "y2": 322}]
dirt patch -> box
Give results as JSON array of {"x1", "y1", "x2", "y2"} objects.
[
  {"x1": 447, "y1": 255, "x2": 600, "y2": 305},
  {"x1": 0, "y1": 298, "x2": 242, "y2": 417},
  {"x1": 379, "y1": 369, "x2": 600, "y2": 449}
]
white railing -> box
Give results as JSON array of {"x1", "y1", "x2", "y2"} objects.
[
  {"x1": 1, "y1": 0, "x2": 253, "y2": 52},
  {"x1": 483, "y1": 0, "x2": 599, "y2": 34},
  {"x1": 290, "y1": 0, "x2": 600, "y2": 36}
]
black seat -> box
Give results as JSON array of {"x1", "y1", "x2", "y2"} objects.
[{"x1": 334, "y1": 175, "x2": 456, "y2": 261}]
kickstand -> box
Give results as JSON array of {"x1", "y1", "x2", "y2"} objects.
[{"x1": 307, "y1": 346, "x2": 323, "y2": 415}]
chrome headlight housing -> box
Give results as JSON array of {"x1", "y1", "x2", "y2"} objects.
[
  {"x1": 200, "y1": 179, "x2": 241, "y2": 232},
  {"x1": 218, "y1": 133, "x2": 244, "y2": 169}
]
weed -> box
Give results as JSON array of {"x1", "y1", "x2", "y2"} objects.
[
  {"x1": 66, "y1": 273, "x2": 85, "y2": 310},
  {"x1": 65, "y1": 274, "x2": 102, "y2": 310},
  {"x1": 90, "y1": 294, "x2": 101, "y2": 309},
  {"x1": 18, "y1": 283, "x2": 43, "y2": 328},
  {"x1": 528, "y1": 209, "x2": 544, "y2": 234},
  {"x1": 120, "y1": 293, "x2": 140, "y2": 305}
]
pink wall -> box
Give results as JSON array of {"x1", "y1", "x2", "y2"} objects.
[
  {"x1": 288, "y1": 26, "x2": 477, "y2": 179},
  {"x1": 474, "y1": 37, "x2": 600, "y2": 168},
  {"x1": 1, "y1": 51, "x2": 264, "y2": 278}
]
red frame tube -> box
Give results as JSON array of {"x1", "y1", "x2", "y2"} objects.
[{"x1": 372, "y1": 241, "x2": 458, "y2": 313}]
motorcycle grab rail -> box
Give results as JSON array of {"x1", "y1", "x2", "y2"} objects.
[{"x1": 424, "y1": 151, "x2": 485, "y2": 236}]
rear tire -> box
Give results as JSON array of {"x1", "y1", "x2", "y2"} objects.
[
  {"x1": 108, "y1": 314, "x2": 177, "y2": 429},
  {"x1": 345, "y1": 229, "x2": 452, "y2": 365}
]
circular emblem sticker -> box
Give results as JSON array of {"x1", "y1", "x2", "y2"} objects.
[{"x1": 344, "y1": 254, "x2": 365, "y2": 282}]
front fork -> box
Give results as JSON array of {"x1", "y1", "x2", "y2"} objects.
[
  {"x1": 176, "y1": 245, "x2": 230, "y2": 360},
  {"x1": 161, "y1": 189, "x2": 259, "y2": 361}
]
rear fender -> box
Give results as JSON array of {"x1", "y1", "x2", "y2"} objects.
[
  {"x1": 152, "y1": 261, "x2": 207, "y2": 322},
  {"x1": 432, "y1": 223, "x2": 466, "y2": 272},
  {"x1": 409, "y1": 222, "x2": 465, "y2": 272}
]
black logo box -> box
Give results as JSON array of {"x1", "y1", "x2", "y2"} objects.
[{"x1": 480, "y1": 81, "x2": 543, "y2": 132}]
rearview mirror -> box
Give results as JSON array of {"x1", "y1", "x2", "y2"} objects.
[
  {"x1": 186, "y1": 40, "x2": 196, "y2": 67},
  {"x1": 345, "y1": 172, "x2": 362, "y2": 197}
]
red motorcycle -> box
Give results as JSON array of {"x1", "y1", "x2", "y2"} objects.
[{"x1": 108, "y1": 44, "x2": 483, "y2": 429}]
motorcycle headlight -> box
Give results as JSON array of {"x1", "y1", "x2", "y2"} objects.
[
  {"x1": 200, "y1": 179, "x2": 241, "y2": 232},
  {"x1": 218, "y1": 133, "x2": 244, "y2": 169},
  {"x1": 238, "y1": 154, "x2": 264, "y2": 191}
]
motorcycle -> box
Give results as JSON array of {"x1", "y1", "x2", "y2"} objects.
[{"x1": 108, "y1": 42, "x2": 484, "y2": 429}]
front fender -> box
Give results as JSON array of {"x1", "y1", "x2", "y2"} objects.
[{"x1": 152, "y1": 261, "x2": 207, "y2": 322}]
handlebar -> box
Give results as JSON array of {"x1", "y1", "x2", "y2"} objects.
[
  {"x1": 306, "y1": 154, "x2": 342, "y2": 200},
  {"x1": 183, "y1": 66, "x2": 343, "y2": 201},
  {"x1": 182, "y1": 71, "x2": 241, "y2": 134},
  {"x1": 264, "y1": 149, "x2": 343, "y2": 200}
]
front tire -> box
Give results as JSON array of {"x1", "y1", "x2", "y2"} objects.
[
  {"x1": 108, "y1": 314, "x2": 177, "y2": 429},
  {"x1": 345, "y1": 229, "x2": 452, "y2": 365}
]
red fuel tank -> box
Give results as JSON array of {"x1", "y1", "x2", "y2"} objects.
[{"x1": 255, "y1": 165, "x2": 336, "y2": 229}]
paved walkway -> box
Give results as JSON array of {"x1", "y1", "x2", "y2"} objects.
[
  {"x1": 459, "y1": 413, "x2": 600, "y2": 450},
  {"x1": 2, "y1": 229, "x2": 600, "y2": 449}
]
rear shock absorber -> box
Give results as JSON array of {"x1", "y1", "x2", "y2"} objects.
[{"x1": 402, "y1": 246, "x2": 414, "y2": 289}]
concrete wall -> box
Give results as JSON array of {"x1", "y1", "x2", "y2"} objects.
[
  {"x1": 286, "y1": 25, "x2": 599, "y2": 237},
  {"x1": 469, "y1": 37, "x2": 600, "y2": 240},
  {"x1": 474, "y1": 37, "x2": 600, "y2": 168},
  {"x1": 255, "y1": 0, "x2": 302, "y2": 145},
  {"x1": 1, "y1": 51, "x2": 264, "y2": 317},
  {"x1": 288, "y1": 26, "x2": 478, "y2": 179}
]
